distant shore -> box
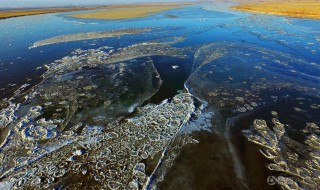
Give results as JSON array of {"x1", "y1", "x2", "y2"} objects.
[
  {"x1": 0, "y1": 2, "x2": 195, "y2": 20},
  {"x1": 70, "y1": 3, "x2": 188, "y2": 20},
  {"x1": 0, "y1": 7, "x2": 104, "y2": 19},
  {"x1": 232, "y1": 1, "x2": 320, "y2": 20}
]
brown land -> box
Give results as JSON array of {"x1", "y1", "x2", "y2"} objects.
[
  {"x1": 70, "y1": 3, "x2": 191, "y2": 20},
  {"x1": 0, "y1": 7, "x2": 99, "y2": 19},
  {"x1": 0, "y1": 2, "x2": 194, "y2": 20},
  {"x1": 232, "y1": 1, "x2": 320, "y2": 19}
]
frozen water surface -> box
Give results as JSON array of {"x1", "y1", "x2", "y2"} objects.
[{"x1": 0, "y1": 3, "x2": 320, "y2": 190}]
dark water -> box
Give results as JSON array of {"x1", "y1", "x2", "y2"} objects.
[
  {"x1": 0, "y1": 3, "x2": 320, "y2": 190},
  {"x1": 149, "y1": 56, "x2": 193, "y2": 104}
]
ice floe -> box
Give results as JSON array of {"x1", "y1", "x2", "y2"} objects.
[{"x1": 30, "y1": 28, "x2": 154, "y2": 48}]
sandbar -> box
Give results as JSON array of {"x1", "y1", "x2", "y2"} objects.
[
  {"x1": 69, "y1": 3, "x2": 191, "y2": 20},
  {"x1": 232, "y1": 1, "x2": 320, "y2": 20},
  {"x1": 0, "y1": 7, "x2": 100, "y2": 19},
  {"x1": 0, "y1": 2, "x2": 193, "y2": 20}
]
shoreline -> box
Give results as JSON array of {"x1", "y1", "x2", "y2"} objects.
[
  {"x1": 0, "y1": 2, "x2": 195, "y2": 20},
  {"x1": 232, "y1": 1, "x2": 320, "y2": 20},
  {"x1": 0, "y1": 7, "x2": 106, "y2": 19},
  {"x1": 70, "y1": 4, "x2": 184, "y2": 20}
]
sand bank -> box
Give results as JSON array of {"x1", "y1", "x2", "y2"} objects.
[
  {"x1": 70, "y1": 3, "x2": 191, "y2": 20},
  {"x1": 0, "y1": 2, "x2": 193, "y2": 20},
  {"x1": 232, "y1": 1, "x2": 320, "y2": 19},
  {"x1": 0, "y1": 7, "x2": 100, "y2": 19},
  {"x1": 232, "y1": 1, "x2": 320, "y2": 20}
]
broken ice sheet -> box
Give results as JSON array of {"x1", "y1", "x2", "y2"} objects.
[
  {"x1": 244, "y1": 118, "x2": 320, "y2": 189},
  {"x1": 104, "y1": 36, "x2": 189, "y2": 64},
  {"x1": 0, "y1": 48, "x2": 162, "y2": 180},
  {"x1": 0, "y1": 93, "x2": 195, "y2": 189},
  {"x1": 186, "y1": 42, "x2": 320, "y2": 114},
  {"x1": 0, "y1": 36, "x2": 197, "y2": 189},
  {"x1": 29, "y1": 28, "x2": 154, "y2": 48}
]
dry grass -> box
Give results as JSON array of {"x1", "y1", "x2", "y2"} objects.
[
  {"x1": 70, "y1": 3, "x2": 188, "y2": 20},
  {"x1": 232, "y1": 1, "x2": 320, "y2": 19},
  {"x1": 0, "y1": 8, "x2": 92, "y2": 19},
  {"x1": 0, "y1": 2, "x2": 193, "y2": 20}
]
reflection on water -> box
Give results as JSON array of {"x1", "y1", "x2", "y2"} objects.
[{"x1": 0, "y1": 3, "x2": 320, "y2": 190}]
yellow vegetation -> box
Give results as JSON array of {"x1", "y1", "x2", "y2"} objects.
[
  {"x1": 232, "y1": 1, "x2": 320, "y2": 19},
  {"x1": 0, "y1": 2, "x2": 193, "y2": 20},
  {"x1": 0, "y1": 8, "x2": 92, "y2": 19},
  {"x1": 70, "y1": 4, "x2": 187, "y2": 20}
]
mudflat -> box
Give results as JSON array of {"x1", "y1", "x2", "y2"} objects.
[{"x1": 232, "y1": 1, "x2": 320, "y2": 19}]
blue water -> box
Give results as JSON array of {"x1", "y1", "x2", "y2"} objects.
[
  {"x1": 1, "y1": 3, "x2": 319, "y2": 101},
  {"x1": 1, "y1": 3, "x2": 320, "y2": 189}
]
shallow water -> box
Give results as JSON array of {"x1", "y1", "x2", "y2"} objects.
[{"x1": 0, "y1": 3, "x2": 319, "y2": 190}]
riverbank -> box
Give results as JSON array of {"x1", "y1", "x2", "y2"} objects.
[
  {"x1": 232, "y1": 1, "x2": 320, "y2": 20},
  {"x1": 0, "y1": 2, "x2": 194, "y2": 20},
  {"x1": 0, "y1": 7, "x2": 102, "y2": 19},
  {"x1": 70, "y1": 3, "x2": 192, "y2": 20}
]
